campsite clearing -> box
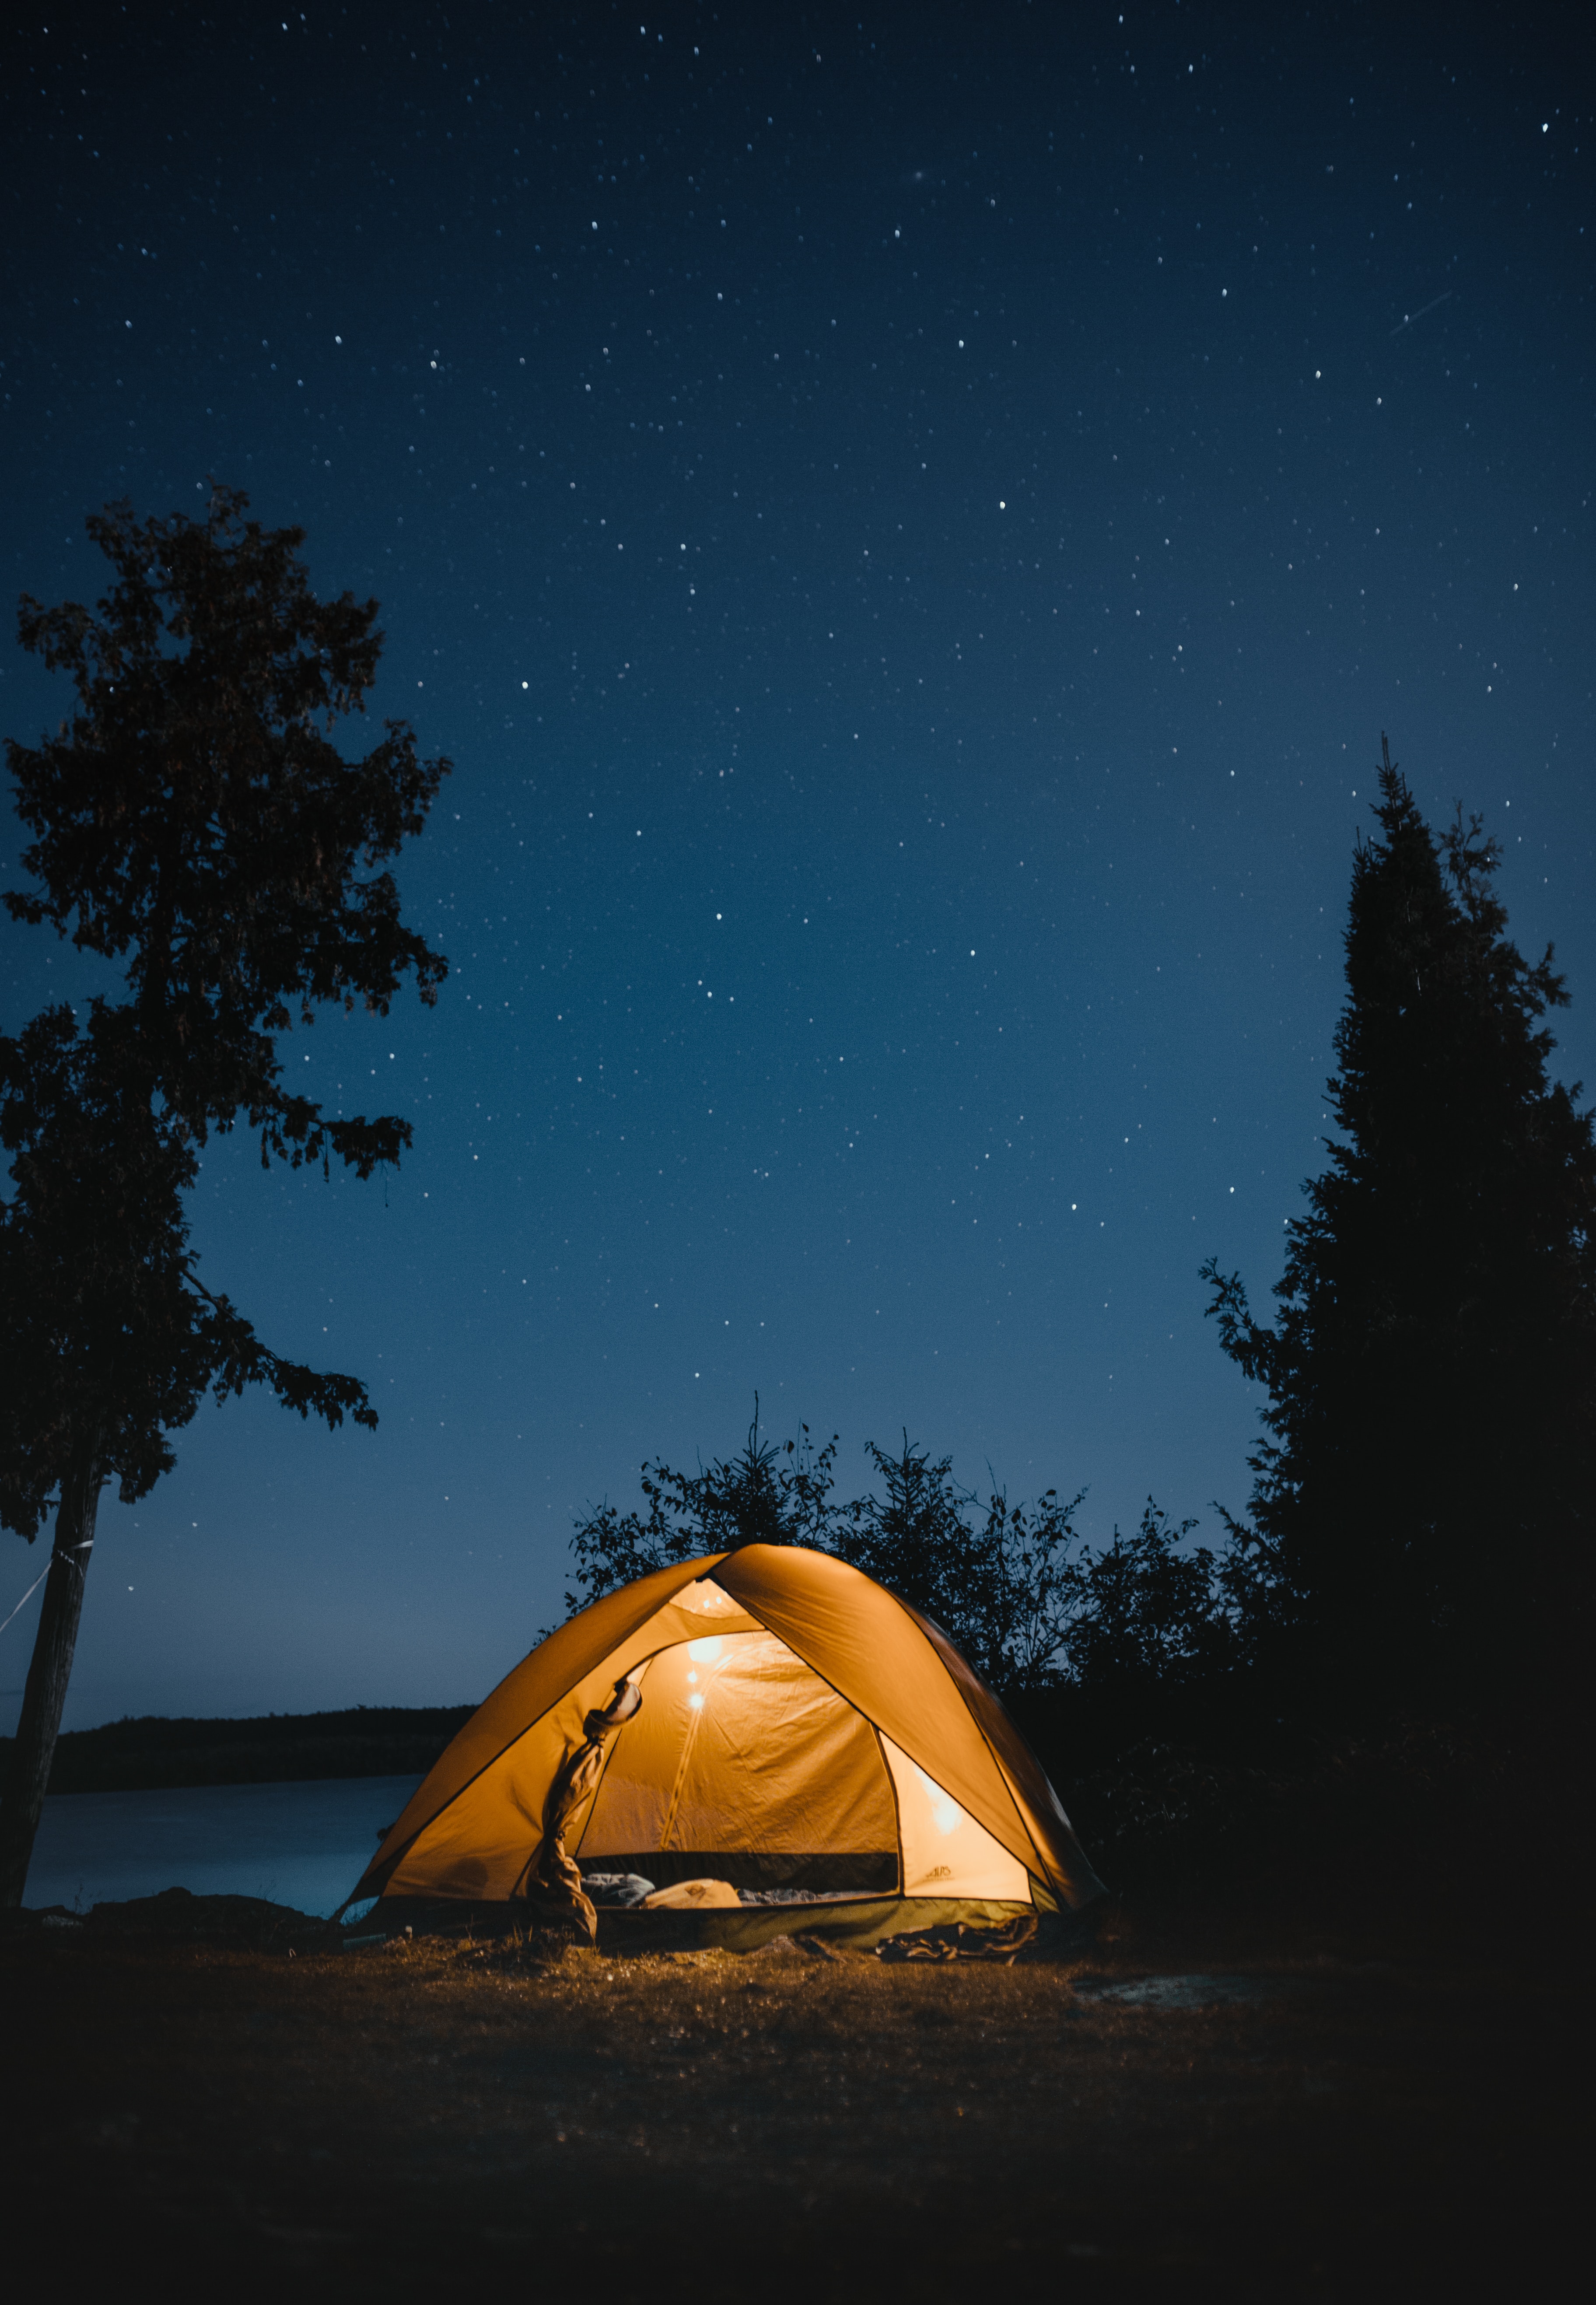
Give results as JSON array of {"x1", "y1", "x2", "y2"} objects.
[{"x1": 0, "y1": 1902, "x2": 1568, "y2": 2300}]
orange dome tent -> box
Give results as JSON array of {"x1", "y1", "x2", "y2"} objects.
[{"x1": 346, "y1": 1544, "x2": 1105, "y2": 1951}]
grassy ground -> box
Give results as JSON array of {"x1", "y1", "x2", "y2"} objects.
[{"x1": 0, "y1": 1882, "x2": 1573, "y2": 2302}]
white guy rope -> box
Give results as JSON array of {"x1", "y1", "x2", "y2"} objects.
[{"x1": 0, "y1": 1541, "x2": 94, "y2": 1638}]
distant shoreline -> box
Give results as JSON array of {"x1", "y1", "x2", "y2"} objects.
[{"x1": 1, "y1": 1706, "x2": 476, "y2": 1796}]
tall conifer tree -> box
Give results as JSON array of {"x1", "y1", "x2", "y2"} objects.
[{"x1": 1204, "y1": 740, "x2": 1595, "y2": 1705}]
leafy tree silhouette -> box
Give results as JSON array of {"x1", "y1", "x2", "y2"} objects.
[
  {"x1": 0, "y1": 488, "x2": 448, "y2": 1903},
  {"x1": 567, "y1": 1400, "x2": 840, "y2": 1616},
  {"x1": 1059, "y1": 1501, "x2": 1231, "y2": 1707},
  {"x1": 835, "y1": 1437, "x2": 1090, "y2": 1694},
  {"x1": 569, "y1": 1408, "x2": 1235, "y2": 1707},
  {"x1": 1203, "y1": 739, "x2": 1596, "y2": 1709}
]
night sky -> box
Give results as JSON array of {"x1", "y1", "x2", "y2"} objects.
[{"x1": 2, "y1": 4, "x2": 1590, "y2": 1730}]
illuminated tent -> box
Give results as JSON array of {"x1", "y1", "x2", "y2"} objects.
[{"x1": 347, "y1": 1544, "x2": 1104, "y2": 1950}]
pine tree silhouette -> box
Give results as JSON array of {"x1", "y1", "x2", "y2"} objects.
[{"x1": 1204, "y1": 739, "x2": 1595, "y2": 1709}]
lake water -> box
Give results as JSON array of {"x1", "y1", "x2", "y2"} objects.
[{"x1": 24, "y1": 1773, "x2": 424, "y2": 1919}]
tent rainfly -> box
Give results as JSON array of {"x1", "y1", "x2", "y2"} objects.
[{"x1": 347, "y1": 1544, "x2": 1106, "y2": 1951}]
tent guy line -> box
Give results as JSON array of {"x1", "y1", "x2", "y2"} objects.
[{"x1": 0, "y1": 1545, "x2": 92, "y2": 1641}]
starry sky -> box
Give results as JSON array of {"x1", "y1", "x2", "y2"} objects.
[{"x1": 2, "y1": 3, "x2": 1591, "y2": 1730}]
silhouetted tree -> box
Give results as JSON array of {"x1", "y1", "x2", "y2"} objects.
[
  {"x1": 831, "y1": 1435, "x2": 975, "y2": 1627},
  {"x1": 568, "y1": 1411, "x2": 1233, "y2": 1709},
  {"x1": 566, "y1": 1403, "x2": 840, "y2": 1613},
  {"x1": 0, "y1": 487, "x2": 449, "y2": 1904},
  {"x1": 1203, "y1": 739, "x2": 1596, "y2": 1707},
  {"x1": 834, "y1": 1438, "x2": 1088, "y2": 1693},
  {"x1": 568, "y1": 1417, "x2": 1080, "y2": 1688},
  {"x1": 1057, "y1": 1501, "x2": 1234, "y2": 1707}
]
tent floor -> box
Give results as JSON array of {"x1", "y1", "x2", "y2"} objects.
[{"x1": 359, "y1": 1892, "x2": 1074, "y2": 1955}]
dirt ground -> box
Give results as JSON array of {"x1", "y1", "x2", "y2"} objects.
[{"x1": 0, "y1": 1892, "x2": 1575, "y2": 2303}]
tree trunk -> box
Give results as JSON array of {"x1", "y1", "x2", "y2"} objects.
[{"x1": 0, "y1": 1438, "x2": 104, "y2": 1909}]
